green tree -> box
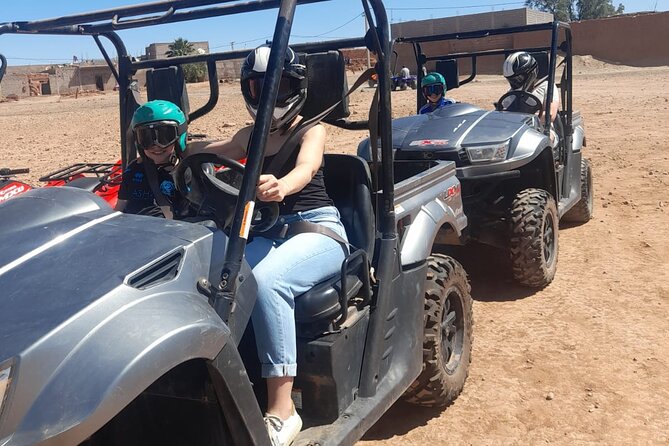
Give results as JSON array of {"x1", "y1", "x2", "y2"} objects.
[
  {"x1": 165, "y1": 38, "x2": 207, "y2": 83},
  {"x1": 525, "y1": 0, "x2": 625, "y2": 21},
  {"x1": 166, "y1": 38, "x2": 194, "y2": 57},
  {"x1": 526, "y1": 0, "x2": 574, "y2": 21},
  {"x1": 576, "y1": 0, "x2": 624, "y2": 19}
]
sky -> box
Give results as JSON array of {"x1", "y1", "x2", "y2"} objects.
[{"x1": 1, "y1": 0, "x2": 667, "y2": 65}]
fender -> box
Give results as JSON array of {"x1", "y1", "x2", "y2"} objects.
[
  {"x1": 0, "y1": 182, "x2": 32, "y2": 203},
  {"x1": 396, "y1": 165, "x2": 466, "y2": 266},
  {"x1": 2, "y1": 291, "x2": 231, "y2": 446}
]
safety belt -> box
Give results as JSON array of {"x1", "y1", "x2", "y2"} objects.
[
  {"x1": 265, "y1": 67, "x2": 375, "y2": 175},
  {"x1": 260, "y1": 68, "x2": 376, "y2": 252},
  {"x1": 142, "y1": 158, "x2": 175, "y2": 220}
]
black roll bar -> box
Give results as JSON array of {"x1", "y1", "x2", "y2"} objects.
[
  {"x1": 215, "y1": 0, "x2": 300, "y2": 312},
  {"x1": 407, "y1": 21, "x2": 571, "y2": 130}
]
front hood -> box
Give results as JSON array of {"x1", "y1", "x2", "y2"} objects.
[
  {"x1": 392, "y1": 103, "x2": 535, "y2": 151},
  {"x1": 0, "y1": 187, "x2": 212, "y2": 361}
]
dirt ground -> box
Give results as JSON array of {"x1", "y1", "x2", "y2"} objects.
[{"x1": 2, "y1": 58, "x2": 669, "y2": 444}]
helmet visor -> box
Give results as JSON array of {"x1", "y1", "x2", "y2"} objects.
[
  {"x1": 242, "y1": 75, "x2": 304, "y2": 108},
  {"x1": 506, "y1": 73, "x2": 527, "y2": 90},
  {"x1": 134, "y1": 122, "x2": 179, "y2": 150},
  {"x1": 422, "y1": 84, "x2": 444, "y2": 97}
]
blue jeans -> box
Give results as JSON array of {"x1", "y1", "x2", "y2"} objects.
[{"x1": 245, "y1": 206, "x2": 348, "y2": 378}]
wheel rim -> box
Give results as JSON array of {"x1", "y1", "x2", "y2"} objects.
[
  {"x1": 440, "y1": 287, "x2": 465, "y2": 374},
  {"x1": 543, "y1": 211, "x2": 556, "y2": 265}
]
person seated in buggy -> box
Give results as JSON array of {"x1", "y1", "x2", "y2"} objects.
[
  {"x1": 115, "y1": 100, "x2": 192, "y2": 219},
  {"x1": 419, "y1": 72, "x2": 456, "y2": 114},
  {"x1": 501, "y1": 51, "x2": 560, "y2": 146},
  {"x1": 188, "y1": 44, "x2": 348, "y2": 446}
]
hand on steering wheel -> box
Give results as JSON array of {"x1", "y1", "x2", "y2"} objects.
[
  {"x1": 174, "y1": 152, "x2": 278, "y2": 233},
  {"x1": 496, "y1": 90, "x2": 543, "y2": 115}
]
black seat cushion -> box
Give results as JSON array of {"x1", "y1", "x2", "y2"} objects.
[
  {"x1": 293, "y1": 154, "x2": 374, "y2": 325},
  {"x1": 322, "y1": 154, "x2": 375, "y2": 255},
  {"x1": 146, "y1": 66, "x2": 191, "y2": 118},
  {"x1": 301, "y1": 51, "x2": 350, "y2": 123},
  {"x1": 435, "y1": 59, "x2": 460, "y2": 90},
  {"x1": 529, "y1": 51, "x2": 550, "y2": 81},
  {"x1": 65, "y1": 176, "x2": 101, "y2": 192},
  {"x1": 295, "y1": 275, "x2": 362, "y2": 323}
]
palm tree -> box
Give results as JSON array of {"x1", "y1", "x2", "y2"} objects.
[
  {"x1": 165, "y1": 37, "x2": 206, "y2": 83},
  {"x1": 166, "y1": 38, "x2": 194, "y2": 57}
]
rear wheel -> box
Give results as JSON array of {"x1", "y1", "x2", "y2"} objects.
[
  {"x1": 509, "y1": 188, "x2": 559, "y2": 288},
  {"x1": 562, "y1": 158, "x2": 593, "y2": 224},
  {"x1": 404, "y1": 254, "x2": 473, "y2": 407}
]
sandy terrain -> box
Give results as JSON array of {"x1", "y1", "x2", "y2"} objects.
[{"x1": 2, "y1": 59, "x2": 669, "y2": 444}]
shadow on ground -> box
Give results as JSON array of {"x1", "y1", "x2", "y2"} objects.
[
  {"x1": 361, "y1": 400, "x2": 443, "y2": 440},
  {"x1": 436, "y1": 243, "x2": 537, "y2": 302}
]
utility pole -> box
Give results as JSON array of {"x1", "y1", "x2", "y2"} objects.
[
  {"x1": 230, "y1": 41, "x2": 235, "y2": 51},
  {"x1": 364, "y1": 14, "x2": 371, "y2": 70}
]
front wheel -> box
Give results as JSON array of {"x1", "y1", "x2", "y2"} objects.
[
  {"x1": 509, "y1": 188, "x2": 559, "y2": 288},
  {"x1": 403, "y1": 254, "x2": 473, "y2": 407}
]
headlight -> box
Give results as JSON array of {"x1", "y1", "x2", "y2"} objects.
[
  {"x1": 465, "y1": 141, "x2": 509, "y2": 163},
  {"x1": 0, "y1": 365, "x2": 12, "y2": 417}
]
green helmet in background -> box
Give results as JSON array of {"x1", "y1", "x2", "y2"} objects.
[
  {"x1": 131, "y1": 100, "x2": 188, "y2": 153},
  {"x1": 421, "y1": 72, "x2": 446, "y2": 89}
]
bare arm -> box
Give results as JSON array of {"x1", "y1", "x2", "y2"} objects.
[
  {"x1": 186, "y1": 126, "x2": 251, "y2": 160},
  {"x1": 256, "y1": 124, "x2": 326, "y2": 202}
]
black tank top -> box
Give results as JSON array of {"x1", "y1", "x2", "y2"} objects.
[{"x1": 263, "y1": 146, "x2": 333, "y2": 215}]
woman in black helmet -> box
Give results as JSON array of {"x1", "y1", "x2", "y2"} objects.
[{"x1": 189, "y1": 44, "x2": 347, "y2": 446}]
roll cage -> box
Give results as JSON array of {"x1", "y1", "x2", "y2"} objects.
[
  {"x1": 0, "y1": 0, "x2": 396, "y2": 322},
  {"x1": 396, "y1": 21, "x2": 574, "y2": 140}
]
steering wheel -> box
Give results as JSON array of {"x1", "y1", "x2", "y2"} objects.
[
  {"x1": 174, "y1": 152, "x2": 279, "y2": 233},
  {"x1": 496, "y1": 90, "x2": 543, "y2": 114}
]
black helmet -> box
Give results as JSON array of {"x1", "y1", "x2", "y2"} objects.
[
  {"x1": 503, "y1": 51, "x2": 538, "y2": 91},
  {"x1": 240, "y1": 44, "x2": 307, "y2": 131}
]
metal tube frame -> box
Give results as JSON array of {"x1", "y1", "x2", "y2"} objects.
[
  {"x1": 402, "y1": 21, "x2": 571, "y2": 139},
  {"x1": 1, "y1": 0, "x2": 398, "y2": 398}
]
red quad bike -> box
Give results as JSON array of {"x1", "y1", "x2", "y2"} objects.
[
  {"x1": 0, "y1": 168, "x2": 33, "y2": 203},
  {"x1": 0, "y1": 163, "x2": 123, "y2": 206},
  {"x1": 0, "y1": 53, "x2": 237, "y2": 207}
]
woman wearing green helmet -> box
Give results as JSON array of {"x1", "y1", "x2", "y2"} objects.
[
  {"x1": 419, "y1": 71, "x2": 456, "y2": 114},
  {"x1": 114, "y1": 99, "x2": 191, "y2": 218}
]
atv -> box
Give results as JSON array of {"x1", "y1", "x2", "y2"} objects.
[
  {"x1": 391, "y1": 73, "x2": 417, "y2": 91},
  {"x1": 0, "y1": 1, "x2": 473, "y2": 445},
  {"x1": 0, "y1": 168, "x2": 32, "y2": 203},
  {"x1": 360, "y1": 22, "x2": 593, "y2": 288}
]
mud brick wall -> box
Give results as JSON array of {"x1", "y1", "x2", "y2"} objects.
[
  {"x1": 571, "y1": 12, "x2": 669, "y2": 66},
  {"x1": 391, "y1": 10, "x2": 669, "y2": 76}
]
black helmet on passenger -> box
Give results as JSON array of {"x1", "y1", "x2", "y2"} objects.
[
  {"x1": 240, "y1": 44, "x2": 307, "y2": 132},
  {"x1": 503, "y1": 51, "x2": 538, "y2": 91}
]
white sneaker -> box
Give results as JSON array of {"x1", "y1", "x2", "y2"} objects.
[{"x1": 264, "y1": 405, "x2": 302, "y2": 446}]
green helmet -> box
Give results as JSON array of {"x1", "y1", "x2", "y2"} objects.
[
  {"x1": 131, "y1": 100, "x2": 188, "y2": 153},
  {"x1": 421, "y1": 72, "x2": 446, "y2": 89}
]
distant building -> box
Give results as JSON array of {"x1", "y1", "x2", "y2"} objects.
[
  {"x1": 1, "y1": 63, "x2": 116, "y2": 98},
  {"x1": 144, "y1": 42, "x2": 210, "y2": 60},
  {"x1": 391, "y1": 7, "x2": 554, "y2": 75}
]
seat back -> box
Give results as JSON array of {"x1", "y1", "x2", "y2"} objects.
[
  {"x1": 435, "y1": 59, "x2": 460, "y2": 90},
  {"x1": 301, "y1": 51, "x2": 350, "y2": 123},
  {"x1": 323, "y1": 154, "x2": 375, "y2": 255},
  {"x1": 529, "y1": 51, "x2": 550, "y2": 81},
  {"x1": 146, "y1": 66, "x2": 191, "y2": 119}
]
